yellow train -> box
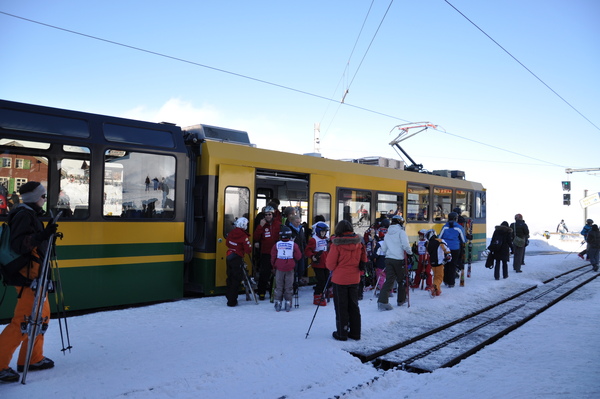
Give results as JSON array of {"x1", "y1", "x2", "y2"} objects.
[{"x1": 0, "y1": 100, "x2": 485, "y2": 318}]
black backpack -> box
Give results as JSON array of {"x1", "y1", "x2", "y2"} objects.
[{"x1": 488, "y1": 234, "x2": 504, "y2": 252}]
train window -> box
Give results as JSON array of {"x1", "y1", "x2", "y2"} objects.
[
  {"x1": 313, "y1": 192, "x2": 331, "y2": 227},
  {"x1": 58, "y1": 157, "x2": 91, "y2": 219},
  {"x1": 0, "y1": 108, "x2": 89, "y2": 138},
  {"x1": 475, "y1": 191, "x2": 486, "y2": 219},
  {"x1": 0, "y1": 149, "x2": 49, "y2": 216},
  {"x1": 103, "y1": 150, "x2": 176, "y2": 219},
  {"x1": 103, "y1": 123, "x2": 175, "y2": 149},
  {"x1": 338, "y1": 188, "x2": 371, "y2": 236},
  {"x1": 433, "y1": 187, "x2": 453, "y2": 222},
  {"x1": 224, "y1": 186, "x2": 250, "y2": 238},
  {"x1": 407, "y1": 184, "x2": 430, "y2": 222},
  {"x1": 455, "y1": 190, "x2": 472, "y2": 218},
  {"x1": 376, "y1": 192, "x2": 403, "y2": 220},
  {"x1": 1, "y1": 139, "x2": 50, "y2": 150}
]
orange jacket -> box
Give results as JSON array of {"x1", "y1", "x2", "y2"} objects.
[{"x1": 326, "y1": 233, "x2": 367, "y2": 285}]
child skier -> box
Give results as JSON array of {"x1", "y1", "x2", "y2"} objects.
[
  {"x1": 425, "y1": 229, "x2": 451, "y2": 297},
  {"x1": 225, "y1": 217, "x2": 252, "y2": 307},
  {"x1": 271, "y1": 226, "x2": 302, "y2": 312},
  {"x1": 305, "y1": 222, "x2": 330, "y2": 306},
  {"x1": 410, "y1": 229, "x2": 432, "y2": 290}
]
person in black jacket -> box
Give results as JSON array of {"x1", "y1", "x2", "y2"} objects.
[
  {"x1": 0, "y1": 182, "x2": 58, "y2": 383},
  {"x1": 510, "y1": 214, "x2": 529, "y2": 273},
  {"x1": 586, "y1": 224, "x2": 600, "y2": 272},
  {"x1": 488, "y1": 221, "x2": 514, "y2": 280}
]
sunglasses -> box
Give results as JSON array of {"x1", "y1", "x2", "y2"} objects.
[{"x1": 41, "y1": 194, "x2": 47, "y2": 199}]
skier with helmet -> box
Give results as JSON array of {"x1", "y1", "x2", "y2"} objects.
[
  {"x1": 305, "y1": 222, "x2": 330, "y2": 305},
  {"x1": 271, "y1": 226, "x2": 302, "y2": 312},
  {"x1": 438, "y1": 211, "x2": 466, "y2": 287},
  {"x1": 225, "y1": 217, "x2": 252, "y2": 307},
  {"x1": 253, "y1": 205, "x2": 281, "y2": 300}
]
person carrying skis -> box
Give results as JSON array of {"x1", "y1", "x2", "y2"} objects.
[
  {"x1": 225, "y1": 217, "x2": 252, "y2": 307},
  {"x1": 0, "y1": 182, "x2": 58, "y2": 383},
  {"x1": 305, "y1": 222, "x2": 330, "y2": 306},
  {"x1": 326, "y1": 220, "x2": 367, "y2": 341},
  {"x1": 253, "y1": 205, "x2": 281, "y2": 300},
  {"x1": 377, "y1": 215, "x2": 413, "y2": 310},
  {"x1": 410, "y1": 229, "x2": 432, "y2": 290},
  {"x1": 438, "y1": 212, "x2": 466, "y2": 287},
  {"x1": 271, "y1": 226, "x2": 302, "y2": 312},
  {"x1": 425, "y1": 229, "x2": 451, "y2": 297}
]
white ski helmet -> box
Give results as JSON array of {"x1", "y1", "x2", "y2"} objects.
[{"x1": 234, "y1": 217, "x2": 249, "y2": 230}]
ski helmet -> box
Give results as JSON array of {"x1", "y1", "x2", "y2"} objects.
[
  {"x1": 391, "y1": 215, "x2": 404, "y2": 224},
  {"x1": 587, "y1": 219, "x2": 594, "y2": 225},
  {"x1": 380, "y1": 218, "x2": 391, "y2": 228},
  {"x1": 234, "y1": 217, "x2": 248, "y2": 230},
  {"x1": 425, "y1": 229, "x2": 436, "y2": 241},
  {"x1": 263, "y1": 206, "x2": 275, "y2": 214},
  {"x1": 315, "y1": 222, "x2": 329, "y2": 236},
  {"x1": 418, "y1": 229, "x2": 428, "y2": 236},
  {"x1": 279, "y1": 226, "x2": 292, "y2": 240},
  {"x1": 448, "y1": 212, "x2": 458, "y2": 221}
]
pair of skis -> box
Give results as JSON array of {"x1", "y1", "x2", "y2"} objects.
[
  {"x1": 459, "y1": 218, "x2": 474, "y2": 287},
  {"x1": 21, "y1": 211, "x2": 72, "y2": 384},
  {"x1": 241, "y1": 262, "x2": 259, "y2": 304}
]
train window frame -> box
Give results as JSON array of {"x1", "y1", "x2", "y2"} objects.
[
  {"x1": 312, "y1": 192, "x2": 331, "y2": 227},
  {"x1": 455, "y1": 189, "x2": 473, "y2": 219},
  {"x1": 376, "y1": 192, "x2": 404, "y2": 220},
  {"x1": 475, "y1": 191, "x2": 486, "y2": 220},
  {"x1": 57, "y1": 156, "x2": 91, "y2": 219},
  {"x1": 433, "y1": 186, "x2": 453, "y2": 223},
  {"x1": 103, "y1": 150, "x2": 177, "y2": 219},
  {"x1": 407, "y1": 183, "x2": 430, "y2": 222},
  {"x1": 103, "y1": 123, "x2": 176, "y2": 149},
  {"x1": 337, "y1": 188, "x2": 372, "y2": 235},
  {"x1": 224, "y1": 186, "x2": 250, "y2": 238},
  {"x1": 0, "y1": 108, "x2": 90, "y2": 138}
]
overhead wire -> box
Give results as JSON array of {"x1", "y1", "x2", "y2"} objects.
[
  {"x1": 0, "y1": 11, "x2": 589, "y2": 170},
  {"x1": 443, "y1": 0, "x2": 600, "y2": 133}
]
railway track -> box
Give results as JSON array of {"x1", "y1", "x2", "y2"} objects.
[{"x1": 350, "y1": 264, "x2": 599, "y2": 374}]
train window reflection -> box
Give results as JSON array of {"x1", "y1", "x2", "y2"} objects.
[
  {"x1": 104, "y1": 150, "x2": 176, "y2": 219},
  {"x1": 407, "y1": 184, "x2": 430, "y2": 222},
  {"x1": 58, "y1": 158, "x2": 90, "y2": 219}
]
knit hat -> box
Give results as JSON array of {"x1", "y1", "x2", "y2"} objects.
[{"x1": 19, "y1": 181, "x2": 46, "y2": 203}]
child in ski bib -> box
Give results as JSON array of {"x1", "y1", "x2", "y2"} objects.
[
  {"x1": 410, "y1": 229, "x2": 432, "y2": 290},
  {"x1": 304, "y1": 222, "x2": 330, "y2": 306},
  {"x1": 425, "y1": 229, "x2": 451, "y2": 297},
  {"x1": 225, "y1": 217, "x2": 252, "y2": 307},
  {"x1": 271, "y1": 226, "x2": 301, "y2": 312}
]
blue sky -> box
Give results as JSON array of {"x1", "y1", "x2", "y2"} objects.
[{"x1": 1, "y1": 1, "x2": 599, "y2": 235}]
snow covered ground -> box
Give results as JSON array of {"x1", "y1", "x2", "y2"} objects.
[{"x1": 2, "y1": 235, "x2": 599, "y2": 398}]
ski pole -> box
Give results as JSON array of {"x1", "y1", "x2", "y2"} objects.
[
  {"x1": 305, "y1": 272, "x2": 331, "y2": 339},
  {"x1": 565, "y1": 241, "x2": 585, "y2": 259}
]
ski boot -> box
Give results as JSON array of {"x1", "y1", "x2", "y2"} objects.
[
  {"x1": 285, "y1": 301, "x2": 292, "y2": 312},
  {"x1": 274, "y1": 300, "x2": 282, "y2": 312}
]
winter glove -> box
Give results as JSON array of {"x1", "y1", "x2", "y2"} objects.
[{"x1": 41, "y1": 223, "x2": 58, "y2": 240}]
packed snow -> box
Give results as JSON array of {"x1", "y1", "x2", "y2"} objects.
[{"x1": 2, "y1": 235, "x2": 599, "y2": 398}]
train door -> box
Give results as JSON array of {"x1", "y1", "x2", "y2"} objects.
[{"x1": 216, "y1": 164, "x2": 254, "y2": 289}]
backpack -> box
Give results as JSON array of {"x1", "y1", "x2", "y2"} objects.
[
  {"x1": 0, "y1": 222, "x2": 31, "y2": 286},
  {"x1": 488, "y1": 235, "x2": 504, "y2": 252}
]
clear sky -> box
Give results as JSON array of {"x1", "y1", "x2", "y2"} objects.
[{"x1": 1, "y1": 1, "x2": 599, "y2": 235}]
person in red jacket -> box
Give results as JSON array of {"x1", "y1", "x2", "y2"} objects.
[
  {"x1": 326, "y1": 220, "x2": 367, "y2": 341},
  {"x1": 271, "y1": 226, "x2": 302, "y2": 312},
  {"x1": 253, "y1": 206, "x2": 281, "y2": 300},
  {"x1": 305, "y1": 222, "x2": 330, "y2": 306},
  {"x1": 225, "y1": 217, "x2": 252, "y2": 307}
]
